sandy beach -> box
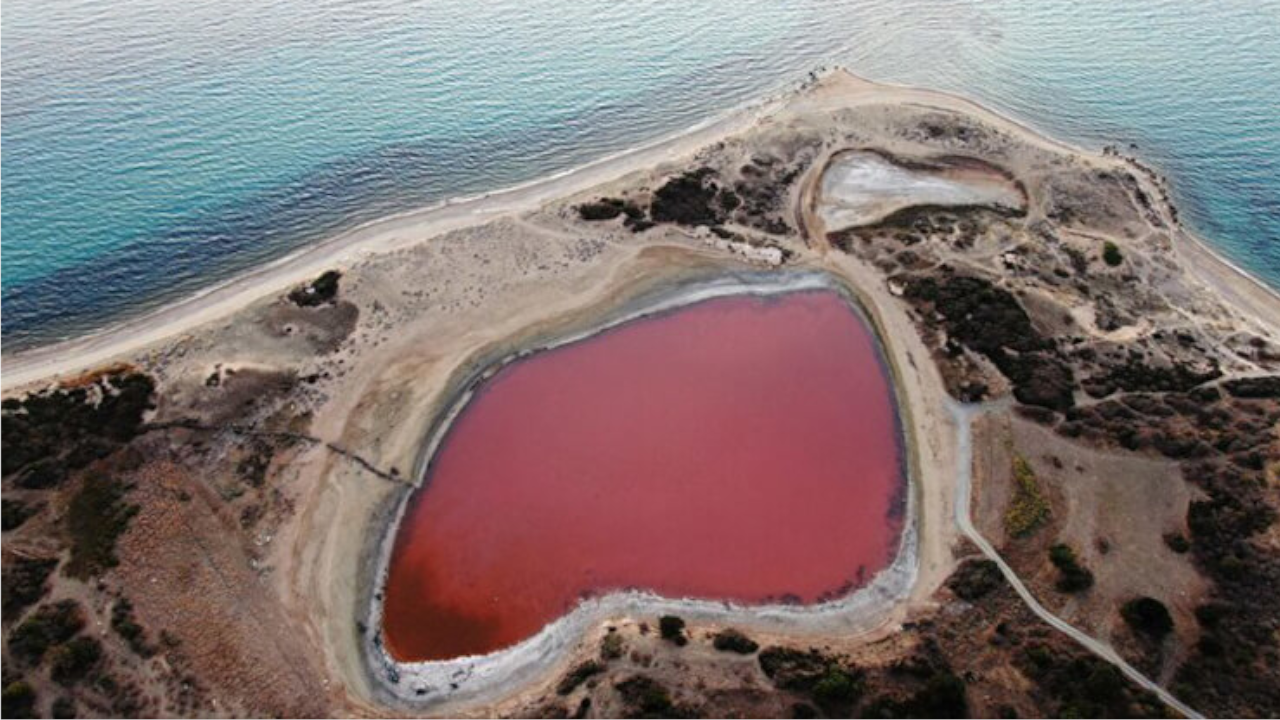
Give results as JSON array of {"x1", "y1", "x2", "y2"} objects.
[{"x1": 7, "y1": 70, "x2": 1274, "y2": 394}]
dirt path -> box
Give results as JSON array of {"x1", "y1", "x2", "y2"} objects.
[{"x1": 947, "y1": 399, "x2": 1202, "y2": 719}]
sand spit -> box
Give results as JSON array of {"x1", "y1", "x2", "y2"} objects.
[{"x1": 360, "y1": 271, "x2": 919, "y2": 709}]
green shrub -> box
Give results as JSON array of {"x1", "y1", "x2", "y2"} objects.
[
  {"x1": 1005, "y1": 456, "x2": 1050, "y2": 537},
  {"x1": 1102, "y1": 241, "x2": 1123, "y2": 267}
]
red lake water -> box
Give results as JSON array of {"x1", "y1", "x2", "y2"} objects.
[{"x1": 382, "y1": 289, "x2": 904, "y2": 661}]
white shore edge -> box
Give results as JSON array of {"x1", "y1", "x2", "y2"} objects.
[{"x1": 362, "y1": 272, "x2": 919, "y2": 709}]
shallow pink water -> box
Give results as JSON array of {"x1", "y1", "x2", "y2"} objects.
[{"x1": 383, "y1": 290, "x2": 903, "y2": 661}]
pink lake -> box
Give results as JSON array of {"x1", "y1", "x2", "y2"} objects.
[{"x1": 383, "y1": 289, "x2": 904, "y2": 661}]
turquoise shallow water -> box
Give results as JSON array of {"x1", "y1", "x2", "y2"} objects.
[{"x1": 3, "y1": 0, "x2": 1278, "y2": 348}]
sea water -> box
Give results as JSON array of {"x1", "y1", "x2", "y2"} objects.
[{"x1": 3, "y1": 0, "x2": 1278, "y2": 348}]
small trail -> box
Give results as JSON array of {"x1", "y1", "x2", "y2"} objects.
[
  {"x1": 141, "y1": 419, "x2": 404, "y2": 484},
  {"x1": 946, "y1": 399, "x2": 1203, "y2": 720}
]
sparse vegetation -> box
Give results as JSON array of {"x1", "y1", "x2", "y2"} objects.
[
  {"x1": 1004, "y1": 456, "x2": 1050, "y2": 537},
  {"x1": 711, "y1": 628, "x2": 758, "y2": 654},
  {"x1": 600, "y1": 631, "x2": 625, "y2": 660},
  {"x1": 1048, "y1": 543, "x2": 1094, "y2": 593},
  {"x1": 64, "y1": 474, "x2": 139, "y2": 578},
  {"x1": 1120, "y1": 597, "x2": 1173, "y2": 639},
  {"x1": 946, "y1": 558, "x2": 1003, "y2": 601},
  {"x1": 658, "y1": 615, "x2": 687, "y2": 646},
  {"x1": 288, "y1": 270, "x2": 341, "y2": 307}
]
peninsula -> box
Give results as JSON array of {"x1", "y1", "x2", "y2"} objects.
[{"x1": 3, "y1": 71, "x2": 1278, "y2": 719}]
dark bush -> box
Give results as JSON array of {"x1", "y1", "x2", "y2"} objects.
[
  {"x1": 578, "y1": 197, "x2": 651, "y2": 231},
  {"x1": 1016, "y1": 643, "x2": 1162, "y2": 717},
  {"x1": 1, "y1": 680, "x2": 36, "y2": 718},
  {"x1": 1121, "y1": 597, "x2": 1173, "y2": 639},
  {"x1": 1048, "y1": 543, "x2": 1095, "y2": 593},
  {"x1": 288, "y1": 270, "x2": 341, "y2": 307},
  {"x1": 650, "y1": 169, "x2": 735, "y2": 227},
  {"x1": 1102, "y1": 241, "x2": 1123, "y2": 267},
  {"x1": 50, "y1": 636, "x2": 103, "y2": 685},
  {"x1": 946, "y1": 559, "x2": 1003, "y2": 601},
  {"x1": 1221, "y1": 376, "x2": 1280, "y2": 399},
  {"x1": 51, "y1": 696, "x2": 76, "y2": 719},
  {"x1": 615, "y1": 675, "x2": 685, "y2": 718},
  {"x1": 811, "y1": 665, "x2": 864, "y2": 712},
  {"x1": 1, "y1": 557, "x2": 57, "y2": 620},
  {"x1": 8, "y1": 600, "x2": 85, "y2": 665},
  {"x1": 110, "y1": 598, "x2": 154, "y2": 657},
  {"x1": 1, "y1": 372, "x2": 155, "y2": 479},
  {"x1": 557, "y1": 661, "x2": 603, "y2": 696},
  {"x1": 903, "y1": 274, "x2": 1075, "y2": 410},
  {"x1": 759, "y1": 647, "x2": 829, "y2": 691},
  {"x1": 2, "y1": 499, "x2": 39, "y2": 531},
  {"x1": 65, "y1": 475, "x2": 139, "y2": 579},
  {"x1": 658, "y1": 615, "x2": 687, "y2": 646},
  {"x1": 864, "y1": 671, "x2": 968, "y2": 718},
  {"x1": 1163, "y1": 532, "x2": 1190, "y2": 554},
  {"x1": 711, "y1": 628, "x2": 758, "y2": 654}
]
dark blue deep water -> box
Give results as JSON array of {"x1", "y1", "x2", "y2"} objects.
[{"x1": 3, "y1": 0, "x2": 1278, "y2": 348}]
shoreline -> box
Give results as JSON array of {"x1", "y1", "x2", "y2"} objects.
[
  {"x1": 6, "y1": 68, "x2": 1279, "y2": 393},
  {"x1": 359, "y1": 270, "x2": 921, "y2": 710},
  {"x1": 0, "y1": 71, "x2": 797, "y2": 392}
]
